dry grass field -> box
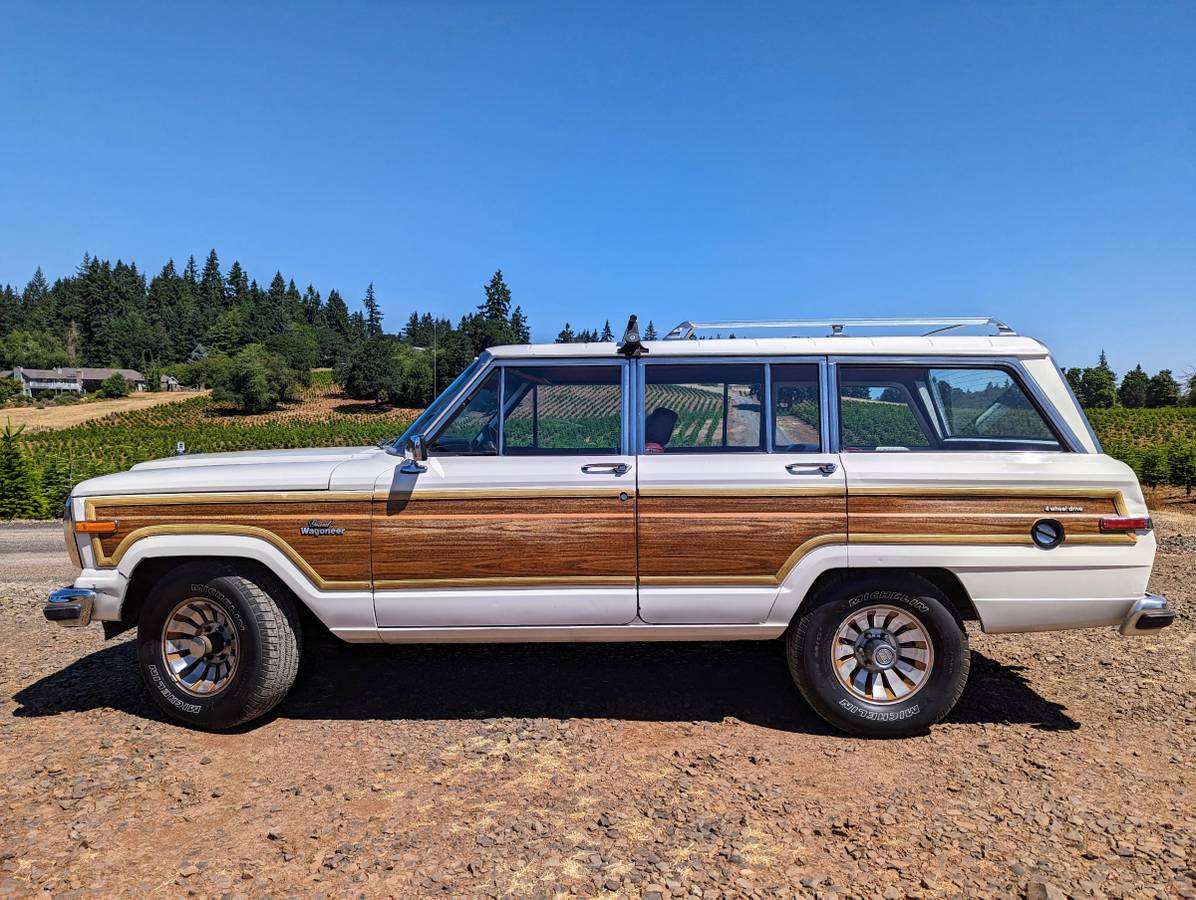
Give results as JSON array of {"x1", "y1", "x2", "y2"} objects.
[{"x1": 1, "y1": 391, "x2": 207, "y2": 433}]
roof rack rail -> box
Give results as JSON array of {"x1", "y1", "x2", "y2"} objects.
[{"x1": 663, "y1": 316, "x2": 1017, "y2": 340}]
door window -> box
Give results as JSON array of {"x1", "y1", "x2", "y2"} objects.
[
  {"x1": 643, "y1": 364, "x2": 765, "y2": 453},
  {"x1": 502, "y1": 365, "x2": 622, "y2": 455},
  {"x1": 428, "y1": 369, "x2": 501, "y2": 456},
  {"x1": 771, "y1": 363, "x2": 822, "y2": 452}
]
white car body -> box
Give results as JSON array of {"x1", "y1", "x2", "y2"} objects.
[{"x1": 56, "y1": 327, "x2": 1165, "y2": 645}]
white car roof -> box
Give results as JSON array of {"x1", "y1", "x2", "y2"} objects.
[{"x1": 487, "y1": 335, "x2": 1052, "y2": 360}]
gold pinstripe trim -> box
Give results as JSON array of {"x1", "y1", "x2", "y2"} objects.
[
  {"x1": 847, "y1": 532, "x2": 1136, "y2": 547},
  {"x1": 848, "y1": 485, "x2": 1130, "y2": 516},
  {"x1": 83, "y1": 491, "x2": 370, "y2": 514},
  {"x1": 371, "y1": 487, "x2": 627, "y2": 501},
  {"x1": 638, "y1": 485, "x2": 844, "y2": 498}
]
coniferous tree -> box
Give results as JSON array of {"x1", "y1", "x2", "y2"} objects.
[
  {"x1": 481, "y1": 270, "x2": 512, "y2": 321},
  {"x1": 644, "y1": 320, "x2": 658, "y2": 340},
  {"x1": 600, "y1": 320, "x2": 613, "y2": 342},
  {"x1": 556, "y1": 323, "x2": 576, "y2": 343},
  {"x1": 1145, "y1": 370, "x2": 1180, "y2": 408},
  {"x1": 510, "y1": 306, "x2": 530, "y2": 343},
  {"x1": 0, "y1": 423, "x2": 47, "y2": 519},
  {"x1": 1118, "y1": 364, "x2": 1149, "y2": 408},
  {"x1": 226, "y1": 261, "x2": 249, "y2": 301},
  {"x1": 362, "y1": 283, "x2": 383, "y2": 336}
]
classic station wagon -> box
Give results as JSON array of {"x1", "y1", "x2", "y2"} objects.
[{"x1": 46, "y1": 317, "x2": 1173, "y2": 736}]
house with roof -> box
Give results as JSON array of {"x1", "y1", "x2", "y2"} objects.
[{"x1": 2, "y1": 366, "x2": 180, "y2": 397}]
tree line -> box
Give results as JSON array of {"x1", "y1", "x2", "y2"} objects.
[
  {"x1": 0, "y1": 253, "x2": 534, "y2": 411},
  {"x1": 1065, "y1": 351, "x2": 1195, "y2": 409}
]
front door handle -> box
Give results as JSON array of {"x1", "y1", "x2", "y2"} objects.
[
  {"x1": 785, "y1": 461, "x2": 837, "y2": 476},
  {"x1": 581, "y1": 463, "x2": 631, "y2": 476}
]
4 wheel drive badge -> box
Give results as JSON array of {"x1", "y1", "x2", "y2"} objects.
[
  {"x1": 1044, "y1": 505, "x2": 1083, "y2": 513},
  {"x1": 300, "y1": 519, "x2": 345, "y2": 537}
]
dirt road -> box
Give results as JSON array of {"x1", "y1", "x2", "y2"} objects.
[
  {"x1": 1, "y1": 391, "x2": 204, "y2": 432},
  {"x1": 0, "y1": 516, "x2": 1192, "y2": 898}
]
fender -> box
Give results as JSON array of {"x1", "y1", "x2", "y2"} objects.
[
  {"x1": 115, "y1": 533, "x2": 378, "y2": 637},
  {"x1": 763, "y1": 541, "x2": 852, "y2": 628}
]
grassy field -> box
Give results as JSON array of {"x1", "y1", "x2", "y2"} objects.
[{"x1": 16, "y1": 373, "x2": 418, "y2": 512}]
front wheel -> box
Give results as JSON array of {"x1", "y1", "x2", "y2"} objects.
[
  {"x1": 137, "y1": 563, "x2": 302, "y2": 729},
  {"x1": 786, "y1": 574, "x2": 970, "y2": 737}
]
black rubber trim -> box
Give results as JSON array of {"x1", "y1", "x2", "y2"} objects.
[
  {"x1": 44, "y1": 604, "x2": 83, "y2": 622},
  {"x1": 1136, "y1": 611, "x2": 1175, "y2": 631}
]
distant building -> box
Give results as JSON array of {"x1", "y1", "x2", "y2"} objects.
[{"x1": 1, "y1": 366, "x2": 180, "y2": 397}]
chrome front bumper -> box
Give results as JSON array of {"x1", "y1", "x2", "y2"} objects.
[
  {"x1": 44, "y1": 587, "x2": 96, "y2": 627},
  {"x1": 1119, "y1": 593, "x2": 1175, "y2": 636}
]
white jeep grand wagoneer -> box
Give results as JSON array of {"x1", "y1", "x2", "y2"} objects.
[{"x1": 46, "y1": 317, "x2": 1173, "y2": 736}]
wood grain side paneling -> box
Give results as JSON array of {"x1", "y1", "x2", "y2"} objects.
[
  {"x1": 638, "y1": 495, "x2": 847, "y2": 584},
  {"x1": 848, "y1": 492, "x2": 1128, "y2": 544},
  {"x1": 90, "y1": 497, "x2": 372, "y2": 586},
  {"x1": 372, "y1": 495, "x2": 636, "y2": 586}
]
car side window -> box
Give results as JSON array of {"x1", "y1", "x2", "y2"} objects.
[
  {"x1": 927, "y1": 368, "x2": 1059, "y2": 446},
  {"x1": 428, "y1": 369, "x2": 500, "y2": 456},
  {"x1": 643, "y1": 363, "x2": 765, "y2": 453},
  {"x1": 771, "y1": 363, "x2": 822, "y2": 452},
  {"x1": 838, "y1": 367, "x2": 934, "y2": 451},
  {"x1": 838, "y1": 364, "x2": 1062, "y2": 451},
  {"x1": 502, "y1": 365, "x2": 622, "y2": 455}
]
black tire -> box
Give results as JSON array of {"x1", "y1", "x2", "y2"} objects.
[
  {"x1": 137, "y1": 562, "x2": 302, "y2": 730},
  {"x1": 786, "y1": 573, "x2": 970, "y2": 737}
]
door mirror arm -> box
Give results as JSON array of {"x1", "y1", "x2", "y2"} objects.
[{"x1": 400, "y1": 434, "x2": 428, "y2": 474}]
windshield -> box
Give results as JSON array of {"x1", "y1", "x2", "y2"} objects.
[{"x1": 387, "y1": 357, "x2": 482, "y2": 451}]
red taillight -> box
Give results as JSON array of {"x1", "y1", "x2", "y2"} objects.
[{"x1": 1099, "y1": 515, "x2": 1152, "y2": 533}]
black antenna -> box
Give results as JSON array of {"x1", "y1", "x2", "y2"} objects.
[{"x1": 617, "y1": 315, "x2": 649, "y2": 358}]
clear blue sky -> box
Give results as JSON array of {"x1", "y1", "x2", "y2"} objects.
[{"x1": 1, "y1": 1, "x2": 1193, "y2": 375}]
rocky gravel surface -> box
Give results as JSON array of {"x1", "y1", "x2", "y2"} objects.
[{"x1": 1, "y1": 513, "x2": 1193, "y2": 898}]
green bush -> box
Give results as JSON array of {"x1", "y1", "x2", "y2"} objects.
[
  {"x1": 97, "y1": 373, "x2": 132, "y2": 398},
  {"x1": 211, "y1": 344, "x2": 300, "y2": 413},
  {"x1": 0, "y1": 377, "x2": 22, "y2": 404},
  {"x1": 336, "y1": 337, "x2": 432, "y2": 406}
]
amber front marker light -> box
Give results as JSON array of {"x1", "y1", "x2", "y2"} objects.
[
  {"x1": 74, "y1": 519, "x2": 119, "y2": 534},
  {"x1": 1099, "y1": 515, "x2": 1152, "y2": 533}
]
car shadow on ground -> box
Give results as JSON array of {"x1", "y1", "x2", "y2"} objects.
[{"x1": 12, "y1": 637, "x2": 1078, "y2": 735}]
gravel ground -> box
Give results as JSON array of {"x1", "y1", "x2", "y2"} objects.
[{"x1": 0, "y1": 515, "x2": 1192, "y2": 899}]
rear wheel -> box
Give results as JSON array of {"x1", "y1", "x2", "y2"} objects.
[
  {"x1": 137, "y1": 563, "x2": 301, "y2": 729},
  {"x1": 786, "y1": 574, "x2": 970, "y2": 737}
]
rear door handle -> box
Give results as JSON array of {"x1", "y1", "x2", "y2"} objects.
[
  {"x1": 582, "y1": 463, "x2": 631, "y2": 476},
  {"x1": 785, "y1": 461, "x2": 837, "y2": 476}
]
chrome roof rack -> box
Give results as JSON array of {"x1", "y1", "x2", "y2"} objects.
[{"x1": 663, "y1": 316, "x2": 1017, "y2": 340}]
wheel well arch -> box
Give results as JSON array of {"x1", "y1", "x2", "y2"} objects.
[
  {"x1": 797, "y1": 567, "x2": 978, "y2": 625},
  {"x1": 110, "y1": 555, "x2": 330, "y2": 641}
]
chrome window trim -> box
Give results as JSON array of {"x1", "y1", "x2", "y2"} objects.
[
  {"x1": 636, "y1": 355, "x2": 827, "y2": 455},
  {"x1": 489, "y1": 357, "x2": 629, "y2": 457},
  {"x1": 827, "y1": 354, "x2": 1085, "y2": 453}
]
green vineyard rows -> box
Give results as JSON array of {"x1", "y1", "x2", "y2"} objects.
[{"x1": 6, "y1": 390, "x2": 1195, "y2": 520}]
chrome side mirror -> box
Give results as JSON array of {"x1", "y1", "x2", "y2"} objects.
[{"x1": 400, "y1": 434, "x2": 427, "y2": 474}]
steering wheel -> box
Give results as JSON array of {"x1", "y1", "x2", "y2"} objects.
[{"x1": 471, "y1": 419, "x2": 498, "y2": 454}]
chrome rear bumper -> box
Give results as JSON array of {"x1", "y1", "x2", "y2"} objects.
[
  {"x1": 44, "y1": 587, "x2": 96, "y2": 627},
  {"x1": 1119, "y1": 593, "x2": 1175, "y2": 636}
]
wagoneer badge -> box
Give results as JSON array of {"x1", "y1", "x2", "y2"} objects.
[
  {"x1": 1044, "y1": 505, "x2": 1083, "y2": 513},
  {"x1": 300, "y1": 519, "x2": 345, "y2": 537}
]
